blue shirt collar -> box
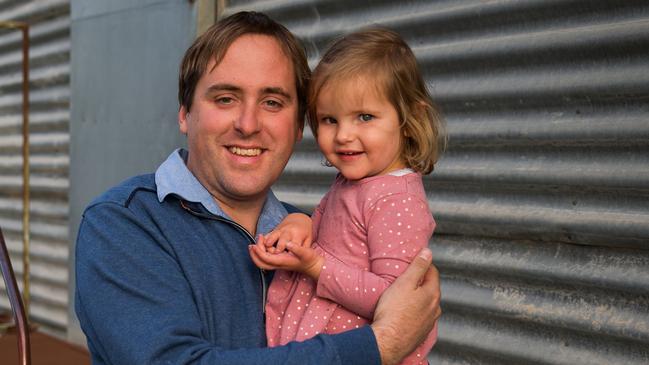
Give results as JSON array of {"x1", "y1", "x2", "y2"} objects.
[{"x1": 155, "y1": 148, "x2": 288, "y2": 235}]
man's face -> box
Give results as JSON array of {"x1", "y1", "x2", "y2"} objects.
[{"x1": 179, "y1": 34, "x2": 302, "y2": 209}]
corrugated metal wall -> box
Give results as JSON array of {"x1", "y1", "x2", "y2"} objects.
[
  {"x1": 0, "y1": 0, "x2": 70, "y2": 337},
  {"x1": 224, "y1": 1, "x2": 649, "y2": 364}
]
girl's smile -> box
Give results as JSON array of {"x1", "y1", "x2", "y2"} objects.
[{"x1": 315, "y1": 76, "x2": 406, "y2": 181}]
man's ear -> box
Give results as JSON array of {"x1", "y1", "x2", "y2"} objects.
[{"x1": 179, "y1": 105, "x2": 189, "y2": 135}]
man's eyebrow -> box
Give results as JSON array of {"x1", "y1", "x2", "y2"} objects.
[
  {"x1": 262, "y1": 87, "x2": 293, "y2": 101},
  {"x1": 205, "y1": 83, "x2": 241, "y2": 94}
]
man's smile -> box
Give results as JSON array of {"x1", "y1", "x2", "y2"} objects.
[{"x1": 228, "y1": 146, "x2": 263, "y2": 156}]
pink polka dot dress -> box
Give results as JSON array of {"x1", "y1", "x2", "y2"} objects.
[{"x1": 266, "y1": 171, "x2": 438, "y2": 364}]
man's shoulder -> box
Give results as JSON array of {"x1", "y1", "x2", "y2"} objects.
[{"x1": 87, "y1": 173, "x2": 157, "y2": 210}]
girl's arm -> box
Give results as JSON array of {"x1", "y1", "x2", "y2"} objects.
[{"x1": 315, "y1": 193, "x2": 435, "y2": 319}]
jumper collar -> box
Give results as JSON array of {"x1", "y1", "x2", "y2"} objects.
[{"x1": 155, "y1": 148, "x2": 287, "y2": 235}]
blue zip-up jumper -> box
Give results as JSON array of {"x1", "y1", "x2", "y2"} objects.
[{"x1": 74, "y1": 150, "x2": 380, "y2": 365}]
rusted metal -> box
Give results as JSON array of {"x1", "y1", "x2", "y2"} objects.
[
  {"x1": 0, "y1": 20, "x2": 31, "y2": 319},
  {"x1": 0, "y1": 227, "x2": 31, "y2": 365}
]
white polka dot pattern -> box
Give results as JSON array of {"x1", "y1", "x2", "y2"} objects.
[{"x1": 265, "y1": 173, "x2": 437, "y2": 364}]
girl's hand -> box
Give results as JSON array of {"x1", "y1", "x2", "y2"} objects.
[
  {"x1": 249, "y1": 236, "x2": 324, "y2": 280},
  {"x1": 264, "y1": 213, "x2": 313, "y2": 253}
]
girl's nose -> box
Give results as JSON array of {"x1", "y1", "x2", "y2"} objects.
[
  {"x1": 234, "y1": 102, "x2": 261, "y2": 135},
  {"x1": 335, "y1": 121, "x2": 355, "y2": 144}
]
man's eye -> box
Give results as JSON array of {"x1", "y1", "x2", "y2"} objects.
[
  {"x1": 217, "y1": 97, "x2": 233, "y2": 104},
  {"x1": 265, "y1": 100, "x2": 282, "y2": 108},
  {"x1": 359, "y1": 114, "x2": 374, "y2": 122}
]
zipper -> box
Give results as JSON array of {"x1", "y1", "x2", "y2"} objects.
[{"x1": 179, "y1": 200, "x2": 269, "y2": 314}]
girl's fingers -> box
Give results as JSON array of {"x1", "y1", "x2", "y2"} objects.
[
  {"x1": 276, "y1": 237, "x2": 288, "y2": 253},
  {"x1": 265, "y1": 253, "x2": 295, "y2": 267},
  {"x1": 303, "y1": 236, "x2": 313, "y2": 248},
  {"x1": 286, "y1": 242, "x2": 310, "y2": 261},
  {"x1": 259, "y1": 246, "x2": 301, "y2": 269},
  {"x1": 256, "y1": 234, "x2": 266, "y2": 249},
  {"x1": 256, "y1": 235, "x2": 270, "y2": 253},
  {"x1": 248, "y1": 245, "x2": 275, "y2": 270},
  {"x1": 264, "y1": 230, "x2": 281, "y2": 247},
  {"x1": 264, "y1": 230, "x2": 298, "y2": 253}
]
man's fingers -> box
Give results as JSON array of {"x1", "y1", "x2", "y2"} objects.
[
  {"x1": 421, "y1": 261, "x2": 440, "y2": 288},
  {"x1": 421, "y1": 264, "x2": 442, "y2": 321},
  {"x1": 398, "y1": 247, "x2": 433, "y2": 289}
]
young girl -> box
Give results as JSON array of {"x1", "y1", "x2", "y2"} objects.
[{"x1": 249, "y1": 27, "x2": 444, "y2": 364}]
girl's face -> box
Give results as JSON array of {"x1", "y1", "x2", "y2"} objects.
[{"x1": 315, "y1": 77, "x2": 406, "y2": 181}]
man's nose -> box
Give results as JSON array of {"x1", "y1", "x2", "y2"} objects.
[{"x1": 234, "y1": 102, "x2": 261, "y2": 135}]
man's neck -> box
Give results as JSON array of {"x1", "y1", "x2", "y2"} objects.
[{"x1": 216, "y1": 195, "x2": 265, "y2": 237}]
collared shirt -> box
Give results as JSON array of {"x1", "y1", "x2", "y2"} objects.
[{"x1": 155, "y1": 148, "x2": 288, "y2": 235}]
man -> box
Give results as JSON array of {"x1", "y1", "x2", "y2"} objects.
[{"x1": 75, "y1": 11, "x2": 440, "y2": 365}]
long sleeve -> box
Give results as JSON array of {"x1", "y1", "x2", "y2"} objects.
[
  {"x1": 315, "y1": 192, "x2": 435, "y2": 319},
  {"x1": 311, "y1": 189, "x2": 330, "y2": 240},
  {"x1": 75, "y1": 200, "x2": 380, "y2": 365}
]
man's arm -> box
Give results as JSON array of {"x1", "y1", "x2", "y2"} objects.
[
  {"x1": 75, "y1": 202, "x2": 440, "y2": 365},
  {"x1": 372, "y1": 247, "x2": 441, "y2": 365}
]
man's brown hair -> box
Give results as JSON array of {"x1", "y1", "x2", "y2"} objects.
[{"x1": 178, "y1": 11, "x2": 310, "y2": 127}]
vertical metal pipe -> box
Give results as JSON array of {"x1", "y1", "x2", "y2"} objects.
[
  {"x1": 0, "y1": 227, "x2": 31, "y2": 365},
  {"x1": 0, "y1": 20, "x2": 31, "y2": 320},
  {"x1": 21, "y1": 24, "x2": 31, "y2": 318}
]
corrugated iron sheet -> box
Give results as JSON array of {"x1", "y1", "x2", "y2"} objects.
[
  {"x1": 224, "y1": 1, "x2": 649, "y2": 363},
  {"x1": 0, "y1": 0, "x2": 70, "y2": 337}
]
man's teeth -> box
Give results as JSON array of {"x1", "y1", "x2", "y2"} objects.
[{"x1": 229, "y1": 146, "x2": 261, "y2": 156}]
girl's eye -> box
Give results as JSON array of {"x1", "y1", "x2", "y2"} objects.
[
  {"x1": 321, "y1": 116, "x2": 337, "y2": 124},
  {"x1": 359, "y1": 114, "x2": 374, "y2": 122}
]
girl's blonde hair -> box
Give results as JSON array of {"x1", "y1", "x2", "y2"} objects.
[{"x1": 308, "y1": 27, "x2": 446, "y2": 174}]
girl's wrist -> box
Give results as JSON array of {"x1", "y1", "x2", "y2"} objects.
[{"x1": 303, "y1": 255, "x2": 325, "y2": 280}]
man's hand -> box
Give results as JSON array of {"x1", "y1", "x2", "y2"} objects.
[{"x1": 371, "y1": 248, "x2": 441, "y2": 365}]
